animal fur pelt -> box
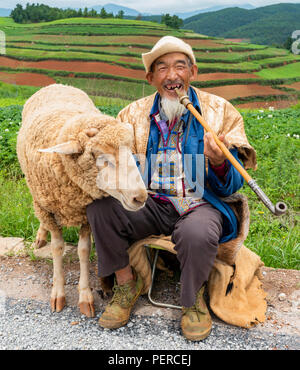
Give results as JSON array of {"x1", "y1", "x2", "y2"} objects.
[{"x1": 125, "y1": 193, "x2": 267, "y2": 328}]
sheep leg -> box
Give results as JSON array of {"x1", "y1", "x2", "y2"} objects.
[
  {"x1": 77, "y1": 224, "x2": 95, "y2": 318},
  {"x1": 35, "y1": 224, "x2": 48, "y2": 249},
  {"x1": 50, "y1": 228, "x2": 66, "y2": 313}
]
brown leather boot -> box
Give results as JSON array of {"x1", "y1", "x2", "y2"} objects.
[
  {"x1": 181, "y1": 286, "x2": 212, "y2": 341},
  {"x1": 98, "y1": 271, "x2": 143, "y2": 329}
]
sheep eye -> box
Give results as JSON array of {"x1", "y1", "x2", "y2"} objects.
[{"x1": 96, "y1": 153, "x2": 116, "y2": 168}]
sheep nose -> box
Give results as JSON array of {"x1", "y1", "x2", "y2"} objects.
[{"x1": 133, "y1": 191, "x2": 147, "y2": 206}]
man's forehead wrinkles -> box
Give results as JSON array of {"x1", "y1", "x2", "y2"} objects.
[{"x1": 155, "y1": 58, "x2": 188, "y2": 67}]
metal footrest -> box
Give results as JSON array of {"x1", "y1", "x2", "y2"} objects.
[{"x1": 146, "y1": 246, "x2": 181, "y2": 310}]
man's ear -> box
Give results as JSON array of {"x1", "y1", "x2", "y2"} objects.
[
  {"x1": 189, "y1": 64, "x2": 198, "y2": 82},
  {"x1": 146, "y1": 71, "x2": 154, "y2": 85}
]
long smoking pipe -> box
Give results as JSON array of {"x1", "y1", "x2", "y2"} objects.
[{"x1": 175, "y1": 88, "x2": 287, "y2": 216}]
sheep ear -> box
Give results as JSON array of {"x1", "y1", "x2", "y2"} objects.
[{"x1": 38, "y1": 141, "x2": 82, "y2": 154}]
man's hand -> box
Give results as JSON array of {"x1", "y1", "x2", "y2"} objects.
[{"x1": 204, "y1": 132, "x2": 228, "y2": 167}]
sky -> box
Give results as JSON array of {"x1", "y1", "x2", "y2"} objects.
[{"x1": 1, "y1": 0, "x2": 300, "y2": 13}]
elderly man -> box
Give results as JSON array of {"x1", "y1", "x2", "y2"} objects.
[{"x1": 86, "y1": 36, "x2": 255, "y2": 341}]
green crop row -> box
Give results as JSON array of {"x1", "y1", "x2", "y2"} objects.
[
  {"x1": 7, "y1": 42, "x2": 290, "y2": 65},
  {"x1": 230, "y1": 93, "x2": 300, "y2": 106},
  {"x1": 2, "y1": 46, "x2": 299, "y2": 75},
  {"x1": 7, "y1": 38, "x2": 154, "y2": 50},
  {"x1": 3, "y1": 47, "x2": 144, "y2": 70},
  {"x1": 192, "y1": 76, "x2": 300, "y2": 88},
  {"x1": 6, "y1": 43, "x2": 143, "y2": 59},
  {"x1": 256, "y1": 62, "x2": 300, "y2": 79},
  {"x1": 1, "y1": 64, "x2": 300, "y2": 92},
  {"x1": 54, "y1": 76, "x2": 156, "y2": 101}
]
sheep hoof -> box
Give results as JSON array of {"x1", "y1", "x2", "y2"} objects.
[
  {"x1": 35, "y1": 239, "x2": 47, "y2": 249},
  {"x1": 50, "y1": 296, "x2": 66, "y2": 312},
  {"x1": 78, "y1": 302, "x2": 95, "y2": 318}
]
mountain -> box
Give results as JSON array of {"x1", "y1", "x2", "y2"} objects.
[
  {"x1": 174, "y1": 4, "x2": 255, "y2": 19},
  {"x1": 183, "y1": 3, "x2": 300, "y2": 46},
  {"x1": 0, "y1": 8, "x2": 11, "y2": 17},
  {"x1": 87, "y1": 3, "x2": 255, "y2": 19},
  {"x1": 88, "y1": 3, "x2": 151, "y2": 16}
]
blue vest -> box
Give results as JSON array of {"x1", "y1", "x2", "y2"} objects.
[{"x1": 143, "y1": 87, "x2": 245, "y2": 244}]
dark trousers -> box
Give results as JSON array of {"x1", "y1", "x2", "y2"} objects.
[{"x1": 86, "y1": 196, "x2": 223, "y2": 307}]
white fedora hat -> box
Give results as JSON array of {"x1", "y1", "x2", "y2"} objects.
[{"x1": 142, "y1": 36, "x2": 196, "y2": 73}]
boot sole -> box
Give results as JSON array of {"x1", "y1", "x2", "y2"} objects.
[
  {"x1": 182, "y1": 326, "x2": 212, "y2": 341},
  {"x1": 98, "y1": 281, "x2": 143, "y2": 330},
  {"x1": 99, "y1": 318, "x2": 129, "y2": 330}
]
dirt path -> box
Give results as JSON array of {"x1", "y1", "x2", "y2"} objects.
[
  {"x1": 0, "y1": 250, "x2": 299, "y2": 338},
  {"x1": 0, "y1": 71, "x2": 56, "y2": 86},
  {"x1": 196, "y1": 72, "x2": 259, "y2": 81},
  {"x1": 0, "y1": 56, "x2": 146, "y2": 79}
]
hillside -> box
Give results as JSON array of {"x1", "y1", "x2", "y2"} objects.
[
  {"x1": 0, "y1": 16, "x2": 299, "y2": 109},
  {"x1": 183, "y1": 3, "x2": 300, "y2": 46}
]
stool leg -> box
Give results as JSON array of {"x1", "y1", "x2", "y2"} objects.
[{"x1": 147, "y1": 247, "x2": 181, "y2": 310}]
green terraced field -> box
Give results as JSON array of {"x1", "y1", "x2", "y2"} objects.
[
  {"x1": 255, "y1": 62, "x2": 300, "y2": 79},
  {"x1": 0, "y1": 16, "x2": 299, "y2": 106}
]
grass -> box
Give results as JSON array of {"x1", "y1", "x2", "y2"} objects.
[
  {"x1": 0, "y1": 96, "x2": 299, "y2": 270},
  {"x1": 55, "y1": 76, "x2": 156, "y2": 101},
  {"x1": 239, "y1": 107, "x2": 300, "y2": 269},
  {"x1": 255, "y1": 62, "x2": 300, "y2": 79}
]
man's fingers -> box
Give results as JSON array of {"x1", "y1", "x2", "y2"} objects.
[
  {"x1": 205, "y1": 132, "x2": 228, "y2": 148},
  {"x1": 205, "y1": 132, "x2": 220, "y2": 152}
]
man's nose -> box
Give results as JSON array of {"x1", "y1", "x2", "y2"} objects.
[{"x1": 166, "y1": 67, "x2": 177, "y2": 80}]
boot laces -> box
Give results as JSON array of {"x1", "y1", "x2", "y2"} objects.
[
  {"x1": 110, "y1": 283, "x2": 134, "y2": 308},
  {"x1": 183, "y1": 305, "x2": 206, "y2": 321}
]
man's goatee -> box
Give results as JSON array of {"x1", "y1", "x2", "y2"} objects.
[{"x1": 161, "y1": 96, "x2": 186, "y2": 123}]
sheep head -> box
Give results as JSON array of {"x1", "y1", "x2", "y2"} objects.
[{"x1": 38, "y1": 113, "x2": 147, "y2": 211}]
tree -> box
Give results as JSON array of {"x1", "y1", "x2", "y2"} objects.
[
  {"x1": 10, "y1": 3, "x2": 100, "y2": 23},
  {"x1": 116, "y1": 10, "x2": 124, "y2": 19},
  {"x1": 10, "y1": 4, "x2": 24, "y2": 23},
  {"x1": 283, "y1": 36, "x2": 293, "y2": 51},
  {"x1": 100, "y1": 7, "x2": 108, "y2": 18},
  {"x1": 161, "y1": 13, "x2": 183, "y2": 29}
]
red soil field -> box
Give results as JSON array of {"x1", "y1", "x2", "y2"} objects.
[
  {"x1": 200, "y1": 84, "x2": 290, "y2": 100},
  {"x1": 30, "y1": 34, "x2": 224, "y2": 48},
  {"x1": 280, "y1": 82, "x2": 300, "y2": 91},
  {"x1": 225, "y1": 39, "x2": 250, "y2": 43},
  {"x1": 0, "y1": 71, "x2": 56, "y2": 86},
  {"x1": 0, "y1": 56, "x2": 146, "y2": 80},
  {"x1": 196, "y1": 72, "x2": 259, "y2": 81},
  {"x1": 118, "y1": 56, "x2": 140, "y2": 64},
  {"x1": 236, "y1": 99, "x2": 298, "y2": 109},
  {"x1": 183, "y1": 39, "x2": 227, "y2": 48}
]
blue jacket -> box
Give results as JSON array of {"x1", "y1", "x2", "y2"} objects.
[{"x1": 145, "y1": 87, "x2": 245, "y2": 243}]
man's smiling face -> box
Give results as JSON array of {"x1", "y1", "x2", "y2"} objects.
[{"x1": 146, "y1": 52, "x2": 198, "y2": 99}]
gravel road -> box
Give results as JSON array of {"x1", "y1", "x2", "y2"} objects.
[
  {"x1": 0, "y1": 254, "x2": 299, "y2": 352},
  {"x1": 0, "y1": 296, "x2": 299, "y2": 351}
]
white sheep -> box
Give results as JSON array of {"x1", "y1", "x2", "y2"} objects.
[{"x1": 17, "y1": 83, "x2": 147, "y2": 317}]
